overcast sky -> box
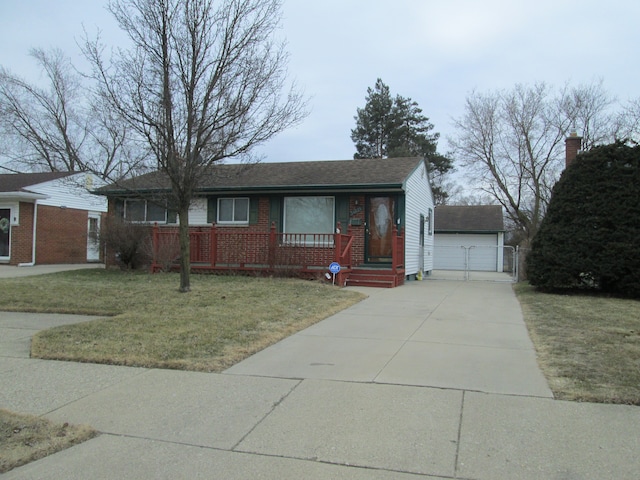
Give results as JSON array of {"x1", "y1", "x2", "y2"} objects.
[{"x1": 1, "y1": 0, "x2": 639, "y2": 164}]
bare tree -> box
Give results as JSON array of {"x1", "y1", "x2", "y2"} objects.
[
  {"x1": 84, "y1": 0, "x2": 307, "y2": 292},
  {"x1": 0, "y1": 48, "x2": 140, "y2": 178},
  {"x1": 615, "y1": 97, "x2": 640, "y2": 144},
  {"x1": 450, "y1": 81, "x2": 615, "y2": 243}
]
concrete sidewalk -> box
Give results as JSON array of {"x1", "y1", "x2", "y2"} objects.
[{"x1": 1, "y1": 280, "x2": 639, "y2": 479}]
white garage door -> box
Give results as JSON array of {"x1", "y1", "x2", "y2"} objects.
[{"x1": 434, "y1": 234, "x2": 499, "y2": 271}]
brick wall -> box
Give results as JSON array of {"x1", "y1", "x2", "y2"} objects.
[
  {"x1": 36, "y1": 205, "x2": 89, "y2": 264},
  {"x1": 114, "y1": 195, "x2": 371, "y2": 270},
  {"x1": 349, "y1": 195, "x2": 366, "y2": 267},
  {"x1": 9, "y1": 202, "x2": 35, "y2": 265}
]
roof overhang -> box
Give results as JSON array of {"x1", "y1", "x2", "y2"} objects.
[
  {"x1": 0, "y1": 191, "x2": 49, "y2": 201},
  {"x1": 98, "y1": 183, "x2": 406, "y2": 197}
]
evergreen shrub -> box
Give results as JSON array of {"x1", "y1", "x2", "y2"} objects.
[{"x1": 527, "y1": 142, "x2": 640, "y2": 298}]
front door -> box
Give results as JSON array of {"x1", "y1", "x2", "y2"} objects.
[
  {"x1": 366, "y1": 196, "x2": 395, "y2": 263},
  {"x1": 0, "y1": 208, "x2": 10, "y2": 262}
]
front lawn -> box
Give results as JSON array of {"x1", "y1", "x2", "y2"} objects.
[
  {"x1": 515, "y1": 283, "x2": 640, "y2": 405},
  {"x1": 0, "y1": 269, "x2": 365, "y2": 372}
]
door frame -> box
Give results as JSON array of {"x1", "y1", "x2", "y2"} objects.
[
  {"x1": 87, "y1": 212, "x2": 101, "y2": 262},
  {"x1": 0, "y1": 207, "x2": 12, "y2": 263}
]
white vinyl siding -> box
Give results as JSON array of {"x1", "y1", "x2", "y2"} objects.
[
  {"x1": 26, "y1": 173, "x2": 107, "y2": 212},
  {"x1": 188, "y1": 198, "x2": 208, "y2": 225},
  {"x1": 402, "y1": 161, "x2": 434, "y2": 276}
]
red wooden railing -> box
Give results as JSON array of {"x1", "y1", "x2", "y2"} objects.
[
  {"x1": 392, "y1": 225, "x2": 404, "y2": 275},
  {"x1": 151, "y1": 222, "x2": 354, "y2": 275}
]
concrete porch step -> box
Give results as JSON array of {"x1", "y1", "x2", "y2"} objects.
[{"x1": 345, "y1": 268, "x2": 405, "y2": 288}]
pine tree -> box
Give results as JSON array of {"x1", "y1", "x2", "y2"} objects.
[{"x1": 351, "y1": 79, "x2": 452, "y2": 201}]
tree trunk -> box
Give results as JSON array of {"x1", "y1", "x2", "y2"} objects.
[{"x1": 178, "y1": 204, "x2": 191, "y2": 292}]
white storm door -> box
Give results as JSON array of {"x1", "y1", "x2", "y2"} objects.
[{"x1": 87, "y1": 213, "x2": 101, "y2": 261}]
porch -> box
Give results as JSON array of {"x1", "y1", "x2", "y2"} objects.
[{"x1": 150, "y1": 222, "x2": 405, "y2": 287}]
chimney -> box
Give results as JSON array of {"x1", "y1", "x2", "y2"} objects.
[{"x1": 565, "y1": 130, "x2": 582, "y2": 168}]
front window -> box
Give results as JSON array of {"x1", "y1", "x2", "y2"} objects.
[
  {"x1": 283, "y1": 196, "x2": 335, "y2": 245},
  {"x1": 124, "y1": 200, "x2": 167, "y2": 223},
  {"x1": 217, "y1": 198, "x2": 249, "y2": 224}
]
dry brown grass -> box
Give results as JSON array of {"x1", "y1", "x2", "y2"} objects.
[
  {"x1": 514, "y1": 283, "x2": 640, "y2": 404},
  {"x1": 0, "y1": 409, "x2": 96, "y2": 474}
]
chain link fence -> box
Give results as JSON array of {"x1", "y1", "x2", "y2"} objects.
[{"x1": 431, "y1": 245, "x2": 521, "y2": 282}]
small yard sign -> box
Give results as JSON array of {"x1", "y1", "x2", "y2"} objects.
[{"x1": 329, "y1": 262, "x2": 341, "y2": 285}]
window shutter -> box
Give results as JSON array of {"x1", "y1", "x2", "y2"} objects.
[
  {"x1": 207, "y1": 197, "x2": 217, "y2": 223},
  {"x1": 249, "y1": 197, "x2": 259, "y2": 224},
  {"x1": 167, "y1": 209, "x2": 178, "y2": 224},
  {"x1": 335, "y1": 195, "x2": 349, "y2": 231},
  {"x1": 269, "y1": 196, "x2": 281, "y2": 231}
]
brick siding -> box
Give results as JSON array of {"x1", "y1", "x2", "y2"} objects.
[
  {"x1": 35, "y1": 205, "x2": 90, "y2": 264},
  {"x1": 9, "y1": 202, "x2": 35, "y2": 265}
]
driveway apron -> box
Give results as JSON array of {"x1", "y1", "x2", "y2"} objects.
[{"x1": 225, "y1": 279, "x2": 553, "y2": 398}]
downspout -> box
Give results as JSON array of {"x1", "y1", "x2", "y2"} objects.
[{"x1": 18, "y1": 200, "x2": 37, "y2": 267}]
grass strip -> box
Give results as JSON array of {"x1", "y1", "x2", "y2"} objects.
[
  {"x1": 515, "y1": 283, "x2": 640, "y2": 404},
  {"x1": 0, "y1": 409, "x2": 96, "y2": 474}
]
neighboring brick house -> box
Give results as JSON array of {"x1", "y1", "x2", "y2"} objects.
[
  {"x1": 0, "y1": 172, "x2": 107, "y2": 265},
  {"x1": 98, "y1": 157, "x2": 435, "y2": 287}
]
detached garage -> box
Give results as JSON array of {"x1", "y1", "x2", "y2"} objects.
[{"x1": 434, "y1": 205, "x2": 505, "y2": 272}]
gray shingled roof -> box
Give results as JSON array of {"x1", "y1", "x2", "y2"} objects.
[
  {"x1": 435, "y1": 205, "x2": 504, "y2": 232},
  {"x1": 98, "y1": 157, "x2": 425, "y2": 194},
  {"x1": 0, "y1": 172, "x2": 74, "y2": 193}
]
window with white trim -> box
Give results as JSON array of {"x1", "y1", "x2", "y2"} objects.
[
  {"x1": 124, "y1": 199, "x2": 167, "y2": 223},
  {"x1": 217, "y1": 197, "x2": 249, "y2": 224},
  {"x1": 283, "y1": 196, "x2": 335, "y2": 245}
]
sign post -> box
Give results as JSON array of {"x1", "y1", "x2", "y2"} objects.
[{"x1": 329, "y1": 262, "x2": 341, "y2": 285}]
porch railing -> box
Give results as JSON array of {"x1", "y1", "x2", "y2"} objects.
[
  {"x1": 151, "y1": 221, "x2": 354, "y2": 274},
  {"x1": 392, "y1": 225, "x2": 404, "y2": 274}
]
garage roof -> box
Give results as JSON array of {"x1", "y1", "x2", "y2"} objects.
[
  {"x1": 0, "y1": 172, "x2": 74, "y2": 193},
  {"x1": 435, "y1": 205, "x2": 504, "y2": 233}
]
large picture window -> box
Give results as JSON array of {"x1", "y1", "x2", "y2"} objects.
[
  {"x1": 124, "y1": 200, "x2": 167, "y2": 223},
  {"x1": 217, "y1": 198, "x2": 249, "y2": 224},
  {"x1": 283, "y1": 196, "x2": 335, "y2": 244}
]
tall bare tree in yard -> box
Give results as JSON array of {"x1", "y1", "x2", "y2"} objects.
[
  {"x1": 450, "y1": 81, "x2": 615, "y2": 243},
  {"x1": 0, "y1": 48, "x2": 140, "y2": 178},
  {"x1": 84, "y1": 0, "x2": 306, "y2": 292}
]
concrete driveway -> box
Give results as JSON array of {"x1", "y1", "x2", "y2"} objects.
[{"x1": 226, "y1": 280, "x2": 552, "y2": 397}]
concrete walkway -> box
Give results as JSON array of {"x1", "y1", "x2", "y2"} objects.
[
  {"x1": 0, "y1": 263, "x2": 104, "y2": 278},
  {"x1": 1, "y1": 280, "x2": 639, "y2": 479}
]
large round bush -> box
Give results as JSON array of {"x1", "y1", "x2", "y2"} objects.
[{"x1": 527, "y1": 142, "x2": 640, "y2": 297}]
